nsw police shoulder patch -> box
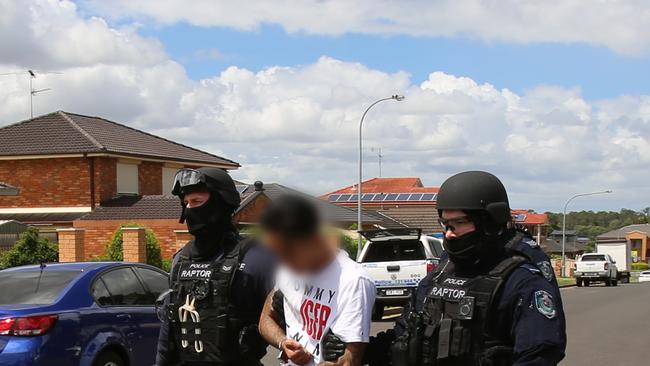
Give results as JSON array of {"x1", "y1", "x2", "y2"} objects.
[
  {"x1": 534, "y1": 290, "x2": 557, "y2": 319},
  {"x1": 537, "y1": 261, "x2": 554, "y2": 282}
]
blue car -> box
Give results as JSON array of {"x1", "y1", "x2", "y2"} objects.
[{"x1": 0, "y1": 262, "x2": 169, "y2": 366}]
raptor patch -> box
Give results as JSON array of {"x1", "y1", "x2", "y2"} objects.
[
  {"x1": 534, "y1": 290, "x2": 557, "y2": 319},
  {"x1": 537, "y1": 261, "x2": 554, "y2": 282}
]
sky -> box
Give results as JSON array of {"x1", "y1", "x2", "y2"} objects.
[{"x1": 0, "y1": 0, "x2": 649, "y2": 213}]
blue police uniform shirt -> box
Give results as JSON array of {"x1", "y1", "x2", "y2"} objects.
[
  {"x1": 156, "y1": 241, "x2": 276, "y2": 366},
  {"x1": 395, "y1": 236, "x2": 566, "y2": 366}
]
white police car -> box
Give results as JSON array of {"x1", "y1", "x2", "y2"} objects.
[{"x1": 358, "y1": 229, "x2": 443, "y2": 320}]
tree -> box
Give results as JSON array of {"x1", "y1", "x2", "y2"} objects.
[
  {"x1": 103, "y1": 224, "x2": 163, "y2": 268},
  {"x1": 0, "y1": 228, "x2": 58, "y2": 269}
]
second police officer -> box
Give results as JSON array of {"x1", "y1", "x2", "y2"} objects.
[
  {"x1": 324, "y1": 170, "x2": 566, "y2": 366},
  {"x1": 156, "y1": 168, "x2": 274, "y2": 366}
]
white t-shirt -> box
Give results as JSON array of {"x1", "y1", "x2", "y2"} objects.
[{"x1": 276, "y1": 251, "x2": 376, "y2": 366}]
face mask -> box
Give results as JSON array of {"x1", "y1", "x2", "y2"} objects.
[
  {"x1": 443, "y1": 230, "x2": 484, "y2": 265},
  {"x1": 184, "y1": 196, "x2": 233, "y2": 257}
]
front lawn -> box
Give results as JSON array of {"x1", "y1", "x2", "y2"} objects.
[{"x1": 557, "y1": 277, "x2": 576, "y2": 287}]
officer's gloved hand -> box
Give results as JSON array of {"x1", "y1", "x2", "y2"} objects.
[
  {"x1": 238, "y1": 324, "x2": 267, "y2": 360},
  {"x1": 322, "y1": 329, "x2": 346, "y2": 362},
  {"x1": 367, "y1": 329, "x2": 396, "y2": 366}
]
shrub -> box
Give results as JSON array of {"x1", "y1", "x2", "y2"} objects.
[
  {"x1": 104, "y1": 224, "x2": 163, "y2": 269},
  {"x1": 0, "y1": 228, "x2": 58, "y2": 269},
  {"x1": 631, "y1": 262, "x2": 649, "y2": 271},
  {"x1": 340, "y1": 233, "x2": 359, "y2": 258}
]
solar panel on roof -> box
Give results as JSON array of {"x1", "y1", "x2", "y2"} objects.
[
  {"x1": 235, "y1": 185, "x2": 248, "y2": 194},
  {"x1": 385, "y1": 193, "x2": 398, "y2": 201},
  {"x1": 328, "y1": 194, "x2": 340, "y2": 202},
  {"x1": 397, "y1": 193, "x2": 411, "y2": 201},
  {"x1": 362, "y1": 194, "x2": 375, "y2": 201},
  {"x1": 350, "y1": 194, "x2": 359, "y2": 201},
  {"x1": 421, "y1": 193, "x2": 435, "y2": 201},
  {"x1": 373, "y1": 194, "x2": 386, "y2": 201},
  {"x1": 337, "y1": 194, "x2": 352, "y2": 202},
  {"x1": 409, "y1": 193, "x2": 423, "y2": 201}
]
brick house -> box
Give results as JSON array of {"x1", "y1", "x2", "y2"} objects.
[{"x1": 0, "y1": 111, "x2": 239, "y2": 259}]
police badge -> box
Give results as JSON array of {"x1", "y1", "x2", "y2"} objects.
[
  {"x1": 537, "y1": 261, "x2": 554, "y2": 282},
  {"x1": 534, "y1": 290, "x2": 557, "y2": 319}
]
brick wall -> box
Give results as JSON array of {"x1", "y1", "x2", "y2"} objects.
[
  {"x1": 0, "y1": 157, "x2": 92, "y2": 208},
  {"x1": 139, "y1": 161, "x2": 163, "y2": 195},
  {"x1": 234, "y1": 194, "x2": 270, "y2": 223},
  {"x1": 93, "y1": 157, "x2": 117, "y2": 205},
  {"x1": 73, "y1": 219, "x2": 187, "y2": 260}
]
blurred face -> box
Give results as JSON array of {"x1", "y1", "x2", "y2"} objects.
[
  {"x1": 441, "y1": 210, "x2": 476, "y2": 239},
  {"x1": 183, "y1": 191, "x2": 210, "y2": 208},
  {"x1": 263, "y1": 231, "x2": 327, "y2": 273}
]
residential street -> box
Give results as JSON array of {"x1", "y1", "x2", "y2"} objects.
[{"x1": 262, "y1": 283, "x2": 650, "y2": 365}]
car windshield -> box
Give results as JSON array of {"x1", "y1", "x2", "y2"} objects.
[
  {"x1": 362, "y1": 239, "x2": 426, "y2": 262},
  {"x1": 0, "y1": 269, "x2": 80, "y2": 305},
  {"x1": 581, "y1": 255, "x2": 606, "y2": 262}
]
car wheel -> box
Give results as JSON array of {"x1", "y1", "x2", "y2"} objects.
[
  {"x1": 584, "y1": 280, "x2": 590, "y2": 287},
  {"x1": 372, "y1": 304, "x2": 385, "y2": 321},
  {"x1": 612, "y1": 279, "x2": 618, "y2": 286},
  {"x1": 93, "y1": 350, "x2": 125, "y2": 366},
  {"x1": 576, "y1": 279, "x2": 583, "y2": 287},
  {"x1": 605, "y1": 278, "x2": 612, "y2": 286}
]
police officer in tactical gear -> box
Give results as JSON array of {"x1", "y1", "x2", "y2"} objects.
[
  {"x1": 156, "y1": 167, "x2": 274, "y2": 366},
  {"x1": 323, "y1": 170, "x2": 566, "y2": 366}
]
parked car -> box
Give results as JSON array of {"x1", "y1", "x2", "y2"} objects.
[
  {"x1": 638, "y1": 270, "x2": 650, "y2": 283},
  {"x1": 0, "y1": 262, "x2": 169, "y2": 366},
  {"x1": 358, "y1": 228, "x2": 443, "y2": 320},
  {"x1": 574, "y1": 253, "x2": 618, "y2": 287}
]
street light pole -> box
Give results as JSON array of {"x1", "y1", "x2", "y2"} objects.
[
  {"x1": 561, "y1": 190, "x2": 613, "y2": 276},
  {"x1": 357, "y1": 95, "x2": 404, "y2": 260}
]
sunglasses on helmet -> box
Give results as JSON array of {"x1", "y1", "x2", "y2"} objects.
[{"x1": 171, "y1": 168, "x2": 205, "y2": 196}]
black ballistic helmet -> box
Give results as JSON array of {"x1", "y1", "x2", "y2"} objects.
[
  {"x1": 171, "y1": 167, "x2": 241, "y2": 209},
  {"x1": 437, "y1": 171, "x2": 511, "y2": 225}
]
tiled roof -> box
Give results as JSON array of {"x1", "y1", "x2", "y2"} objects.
[
  {"x1": 0, "y1": 111, "x2": 239, "y2": 168},
  {"x1": 541, "y1": 237, "x2": 589, "y2": 253},
  {"x1": 0, "y1": 212, "x2": 87, "y2": 224},
  {"x1": 511, "y1": 210, "x2": 548, "y2": 225},
  {"x1": 322, "y1": 177, "x2": 439, "y2": 196},
  {"x1": 79, "y1": 195, "x2": 181, "y2": 220},
  {"x1": 80, "y1": 182, "x2": 382, "y2": 225},
  {"x1": 597, "y1": 223, "x2": 650, "y2": 239}
]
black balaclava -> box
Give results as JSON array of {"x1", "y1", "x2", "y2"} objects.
[
  {"x1": 184, "y1": 193, "x2": 236, "y2": 259},
  {"x1": 443, "y1": 211, "x2": 508, "y2": 274}
]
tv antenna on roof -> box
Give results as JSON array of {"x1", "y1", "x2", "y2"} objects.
[
  {"x1": 371, "y1": 147, "x2": 384, "y2": 177},
  {"x1": 0, "y1": 69, "x2": 63, "y2": 118}
]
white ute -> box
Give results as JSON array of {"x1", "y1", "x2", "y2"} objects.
[
  {"x1": 358, "y1": 229, "x2": 443, "y2": 320},
  {"x1": 574, "y1": 253, "x2": 618, "y2": 287}
]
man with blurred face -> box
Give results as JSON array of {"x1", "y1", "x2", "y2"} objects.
[
  {"x1": 156, "y1": 168, "x2": 274, "y2": 366},
  {"x1": 258, "y1": 194, "x2": 375, "y2": 366}
]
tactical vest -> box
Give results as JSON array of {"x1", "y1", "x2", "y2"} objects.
[
  {"x1": 393, "y1": 253, "x2": 528, "y2": 366},
  {"x1": 168, "y1": 239, "x2": 254, "y2": 364}
]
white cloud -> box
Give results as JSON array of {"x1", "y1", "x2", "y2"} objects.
[
  {"x1": 81, "y1": 0, "x2": 650, "y2": 55},
  {"x1": 0, "y1": 0, "x2": 165, "y2": 68},
  {"x1": 1, "y1": 1, "x2": 649, "y2": 212}
]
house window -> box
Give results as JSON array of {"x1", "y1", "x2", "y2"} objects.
[
  {"x1": 162, "y1": 166, "x2": 181, "y2": 195},
  {"x1": 116, "y1": 162, "x2": 139, "y2": 194}
]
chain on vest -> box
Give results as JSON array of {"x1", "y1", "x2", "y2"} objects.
[
  {"x1": 392, "y1": 254, "x2": 527, "y2": 366},
  {"x1": 168, "y1": 240, "x2": 249, "y2": 364}
]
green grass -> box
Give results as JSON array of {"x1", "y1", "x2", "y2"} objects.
[{"x1": 557, "y1": 277, "x2": 576, "y2": 287}]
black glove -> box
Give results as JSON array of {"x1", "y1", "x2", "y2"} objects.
[
  {"x1": 366, "y1": 329, "x2": 396, "y2": 366},
  {"x1": 239, "y1": 324, "x2": 267, "y2": 360},
  {"x1": 322, "y1": 329, "x2": 346, "y2": 362},
  {"x1": 272, "y1": 290, "x2": 286, "y2": 329}
]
